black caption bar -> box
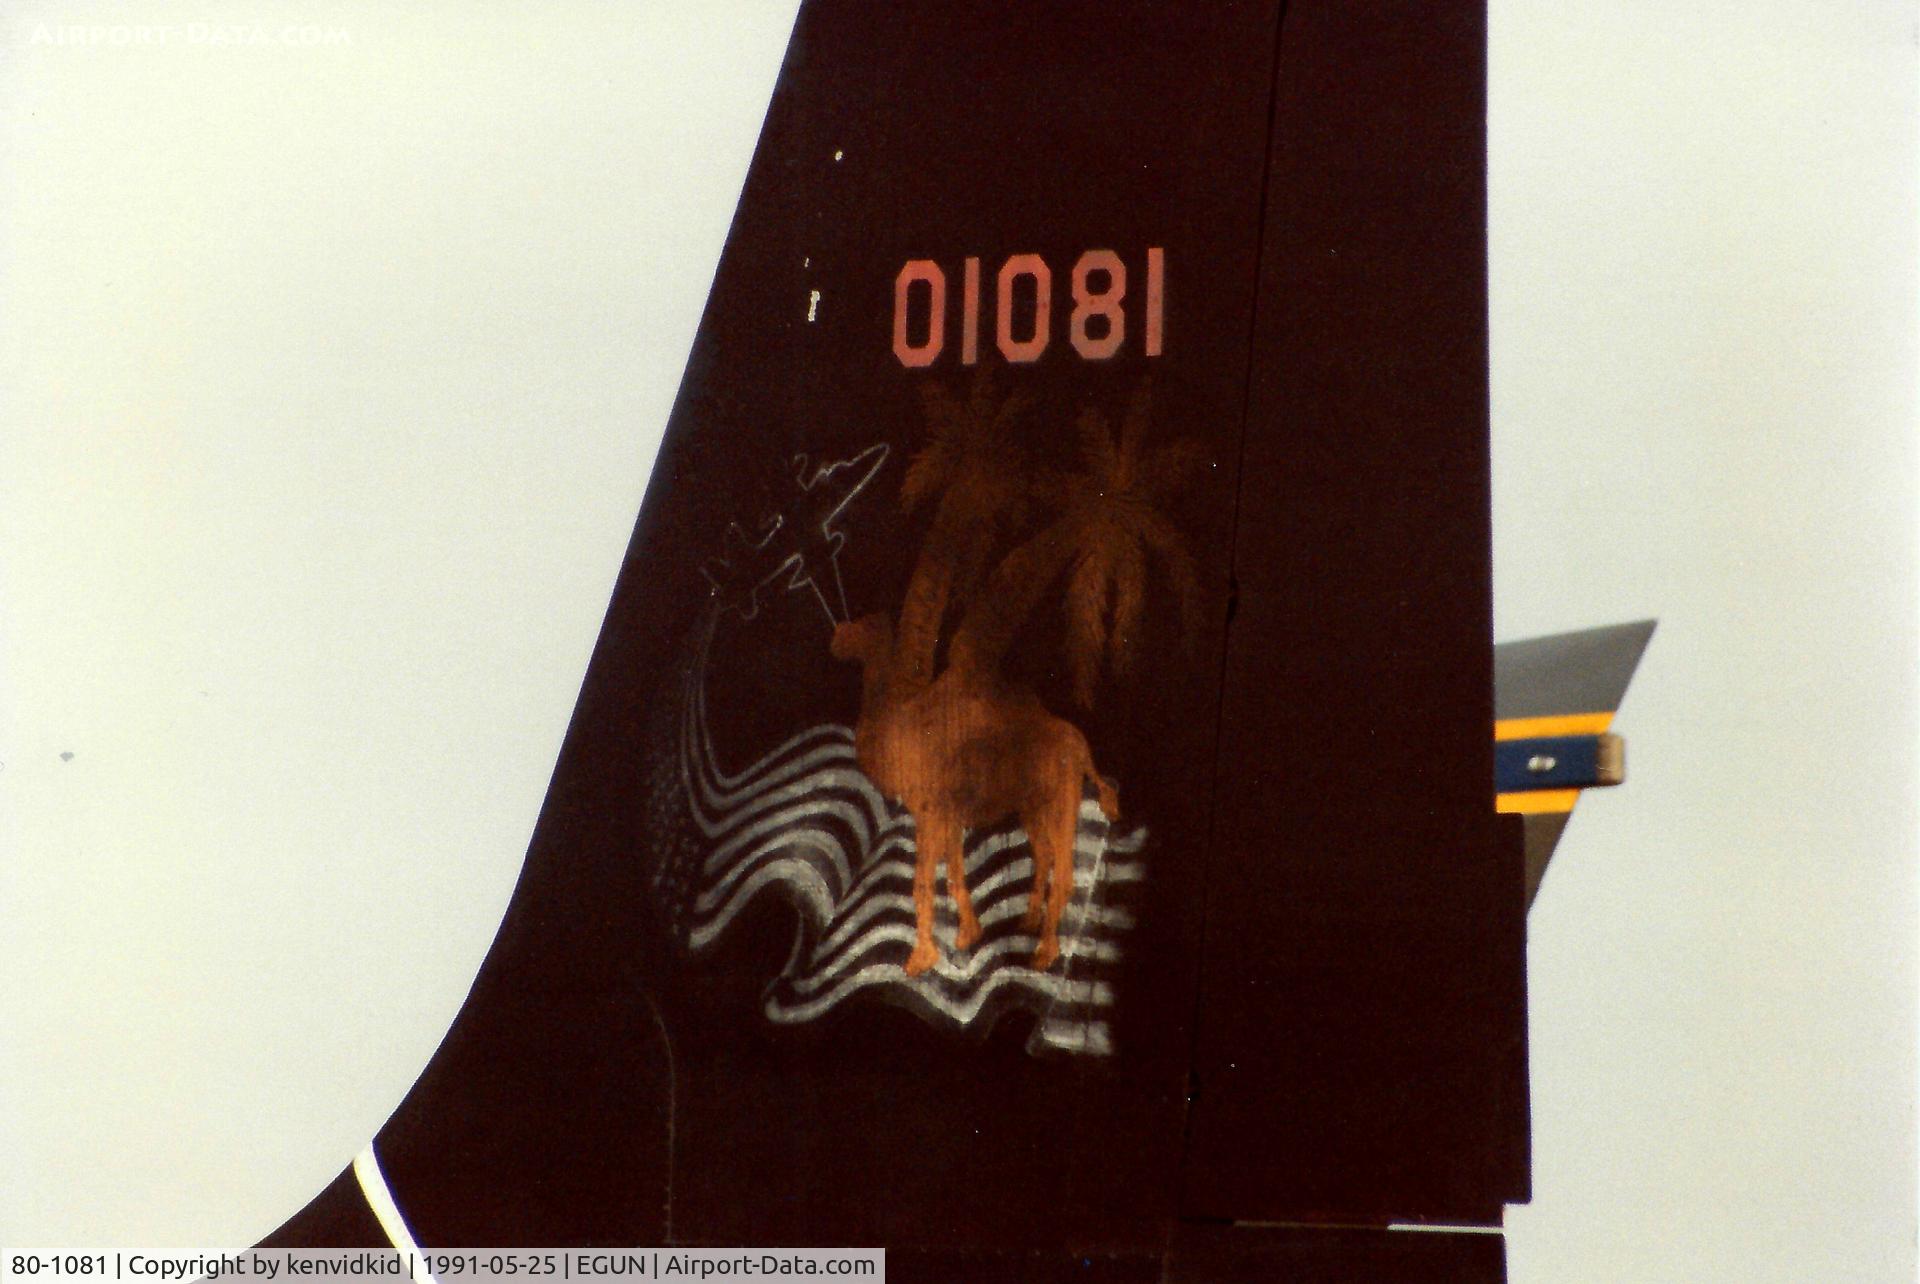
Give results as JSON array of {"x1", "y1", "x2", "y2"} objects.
[{"x1": 3, "y1": 1252, "x2": 884, "y2": 1284}]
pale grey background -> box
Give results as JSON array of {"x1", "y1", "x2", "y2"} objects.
[{"x1": 1, "y1": 3, "x2": 1913, "y2": 1279}]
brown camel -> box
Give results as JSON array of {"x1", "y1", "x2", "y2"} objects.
[{"x1": 831, "y1": 613, "x2": 1119, "y2": 976}]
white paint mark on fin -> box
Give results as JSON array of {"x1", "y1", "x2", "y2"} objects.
[
  {"x1": 354, "y1": 1144, "x2": 440, "y2": 1283},
  {"x1": 807, "y1": 290, "x2": 821, "y2": 323}
]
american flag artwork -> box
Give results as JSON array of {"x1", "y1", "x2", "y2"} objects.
[{"x1": 660, "y1": 618, "x2": 1145, "y2": 1057}]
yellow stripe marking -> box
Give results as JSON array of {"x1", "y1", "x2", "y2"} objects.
[
  {"x1": 1497, "y1": 789, "x2": 1580, "y2": 815},
  {"x1": 1495, "y1": 712, "x2": 1613, "y2": 740}
]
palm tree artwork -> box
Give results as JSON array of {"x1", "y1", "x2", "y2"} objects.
[{"x1": 830, "y1": 373, "x2": 1205, "y2": 976}]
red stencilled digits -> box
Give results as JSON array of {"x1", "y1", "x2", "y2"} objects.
[
  {"x1": 1069, "y1": 249, "x2": 1127, "y2": 360},
  {"x1": 1144, "y1": 245, "x2": 1164, "y2": 357},
  {"x1": 961, "y1": 256, "x2": 981, "y2": 365},
  {"x1": 995, "y1": 253, "x2": 1051, "y2": 363},
  {"x1": 893, "y1": 259, "x2": 946, "y2": 368},
  {"x1": 892, "y1": 249, "x2": 1163, "y2": 367}
]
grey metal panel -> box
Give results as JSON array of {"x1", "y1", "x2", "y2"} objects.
[{"x1": 1495, "y1": 620, "x2": 1656, "y2": 721}]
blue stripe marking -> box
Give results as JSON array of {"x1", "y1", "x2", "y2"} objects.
[{"x1": 1495, "y1": 735, "x2": 1608, "y2": 792}]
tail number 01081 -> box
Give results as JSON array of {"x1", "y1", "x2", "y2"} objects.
[{"x1": 892, "y1": 248, "x2": 1164, "y2": 368}]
